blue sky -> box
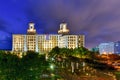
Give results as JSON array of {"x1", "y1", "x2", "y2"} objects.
[{"x1": 0, "y1": 0, "x2": 120, "y2": 49}]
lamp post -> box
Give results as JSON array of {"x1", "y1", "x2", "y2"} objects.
[
  {"x1": 50, "y1": 64, "x2": 54, "y2": 70},
  {"x1": 50, "y1": 64, "x2": 55, "y2": 80}
]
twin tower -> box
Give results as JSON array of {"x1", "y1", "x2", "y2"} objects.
[
  {"x1": 27, "y1": 22, "x2": 70, "y2": 35},
  {"x1": 12, "y1": 22, "x2": 85, "y2": 54}
]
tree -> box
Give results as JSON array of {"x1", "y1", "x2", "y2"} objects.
[
  {"x1": 60, "y1": 48, "x2": 71, "y2": 58},
  {"x1": 0, "y1": 51, "x2": 52, "y2": 80},
  {"x1": 49, "y1": 46, "x2": 60, "y2": 58},
  {"x1": 0, "y1": 52, "x2": 20, "y2": 80},
  {"x1": 73, "y1": 47, "x2": 89, "y2": 58}
]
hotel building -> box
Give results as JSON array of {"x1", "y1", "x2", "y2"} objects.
[{"x1": 12, "y1": 22, "x2": 85, "y2": 53}]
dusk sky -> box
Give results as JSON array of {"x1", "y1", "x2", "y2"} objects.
[{"x1": 0, "y1": 0, "x2": 120, "y2": 50}]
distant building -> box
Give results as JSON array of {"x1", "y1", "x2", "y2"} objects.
[
  {"x1": 12, "y1": 22, "x2": 85, "y2": 53},
  {"x1": 99, "y1": 41, "x2": 120, "y2": 54},
  {"x1": 114, "y1": 41, "x2": 120, "y2": 54},
  {"x1": 91, "y1": 46, "x2": 99, "y2": 52}
]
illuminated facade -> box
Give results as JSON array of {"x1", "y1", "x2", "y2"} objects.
[
  {"x1": 99, "y1": 41, "x2": 120, "y2": 54},
  {"x1": 12, "y1": 22, "x2": 85, "y2": 53},
  {"x1": 58, "y1": 22, "x2": 69, "y2": 35}
]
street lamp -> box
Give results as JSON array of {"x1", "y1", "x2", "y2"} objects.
[{"x1": 50, "y1": 64, "x2": 54, "y2": 70}]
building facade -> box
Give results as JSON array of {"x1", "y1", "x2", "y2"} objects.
[
  {"x1": 114, "y1": 41, "x2": 120, "y2": 54},
  {"x1": 99, "y1": 41, "x2": 120, "y2": 54},
  {"x1": 12, "y1": 22, "x2": 85, "y2": 53}
]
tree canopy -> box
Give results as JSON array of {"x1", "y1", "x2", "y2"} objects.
[{"x1": 0, "y1": 51, "x2": 50, "y2": 80}]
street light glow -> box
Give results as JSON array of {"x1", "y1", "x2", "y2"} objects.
[{"x1": 50, "y1": 64, "x2": 54, "y2": 70}]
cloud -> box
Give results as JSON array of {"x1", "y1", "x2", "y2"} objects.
[
  {"x1": 0, "y1": 30, "x2": 12, "y2": 50},
  {"x1": 16, "y1": 0, "x2": 120, "y2": 48},
  {"x1": 1, "y1": 0, "x2": 120, "y2": 49},
  {"x1": 0, "y1": 18, "x2": 12, "y2": 49}
]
